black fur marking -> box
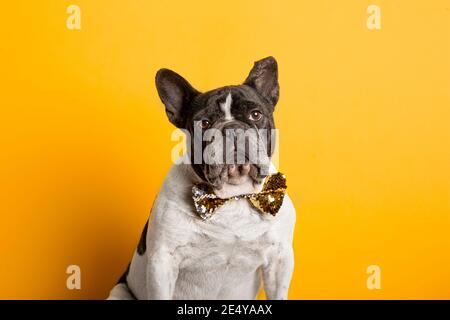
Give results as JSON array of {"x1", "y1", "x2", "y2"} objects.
[
  {"x1": 137, "y1": 219, "x2": 149, "y2": 255},
  {"x1": 117, "y1": 263, "x2": 130, "y2": 284}
]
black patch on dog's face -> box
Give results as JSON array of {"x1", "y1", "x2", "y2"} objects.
[
  {"x1": 155, "y1": 57, "x2": 280, "y2": 188},
  {"x1": 136, "y1": 219, "x2": 148, "y2": 256}
]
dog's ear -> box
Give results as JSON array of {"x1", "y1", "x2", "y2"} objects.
[
  {"x1": 244, "y1": 56, "x2": 279, "y2": 107},
  {"x1": 155, "y1": 69, "x2": 200, "y2": 128}
]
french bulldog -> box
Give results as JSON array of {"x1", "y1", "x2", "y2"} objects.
[{"x1": 108, "y1": 57, "x2": 296, "y2": 300}]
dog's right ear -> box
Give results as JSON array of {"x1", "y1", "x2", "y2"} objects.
[{"x1": 155, "y1": 69, "x2": 200, "y2": 128}]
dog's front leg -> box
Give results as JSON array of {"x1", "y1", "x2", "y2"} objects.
[
  {"x1": 146, "y1": 247, "x2": 178, "y2": 299},
  {"x1": 262, "y1": 244, "x2": 294, "y2": 300}
]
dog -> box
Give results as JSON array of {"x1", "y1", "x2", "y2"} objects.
[{"x1": 108, "y1": 57, "x2": 296, "y2": 300}]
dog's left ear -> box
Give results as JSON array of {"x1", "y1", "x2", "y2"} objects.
[{"x1": 244, "y1": 56, "x2": 279, "y2": 107}]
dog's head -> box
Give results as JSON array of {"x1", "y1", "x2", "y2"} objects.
[{"x1": 156, "y1": 57, "x2": 279, "y2": 198}]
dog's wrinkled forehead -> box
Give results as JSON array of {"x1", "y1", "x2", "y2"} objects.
[{"x1": 187, "y1": 85, "x2": 273, "y2": 126}]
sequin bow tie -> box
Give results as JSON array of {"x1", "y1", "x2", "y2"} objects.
[{"x1": 192, "y1": 172, "x2": 287, "y2": 220}]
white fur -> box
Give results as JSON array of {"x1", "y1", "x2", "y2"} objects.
[
  {"x1": 220, "y1": 93, "x2": 233, "y2": 121},
  {"x1": 108, "y1": 157, "x2": 296, "y2": 300},
  {"x1": 213, "y1": 175, "x2": 264, "y2": 199}
]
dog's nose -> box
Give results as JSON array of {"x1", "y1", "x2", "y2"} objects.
[
  {"x1": 221, "y1": 121, "x2": 249, "y2": 146},
  {"x1": 221, "y1": 121, "x2": 245, "y2": 132}
]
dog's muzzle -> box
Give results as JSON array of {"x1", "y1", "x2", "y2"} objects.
[{"x1": 201, "y1": 122, "x2": 271, "y2": 189}]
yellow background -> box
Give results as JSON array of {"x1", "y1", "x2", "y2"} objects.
[{"x1": 0, "y1": 1, "x2": 449, "y2": 299}]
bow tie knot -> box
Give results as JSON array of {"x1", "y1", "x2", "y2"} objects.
[{"x1": 192, "y1": 172, "x2": 287, "y2": 220}]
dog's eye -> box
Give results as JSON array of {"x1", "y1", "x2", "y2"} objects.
[
  {"x1": 248, "y1": 110, "x2": 263, "y2": 121},
  {"x1": 199, "y1": 119, "x2": 211, "y2": 129}
]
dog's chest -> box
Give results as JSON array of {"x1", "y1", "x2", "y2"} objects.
[{"x1": 175, "y1": 199, "x2": 273, "y2": 273}]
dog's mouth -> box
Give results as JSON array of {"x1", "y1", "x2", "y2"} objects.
[{"x1": 225, "y1": 163, "x2": 254, "y2": 185}]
